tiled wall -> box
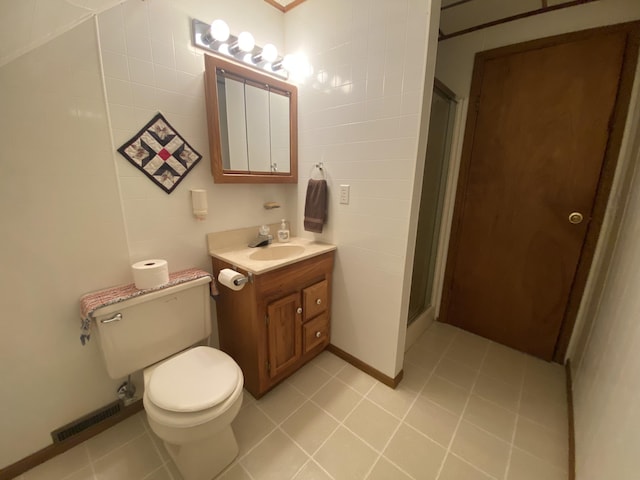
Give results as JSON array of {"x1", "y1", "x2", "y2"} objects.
[
  {"x1": 98, "y1": 0, "x2": 297, "y2": 271},
  {"x1": 0, "y1": 0, "x2": 437, "y2": 468},
  {"x1": 0, "y1": 0, "x2": 293, "y2": 469},
  {"x1": 285, "y1": 0, "x2": 433, "y2": 377},
  {"x1": 0, "y1": 20, "x2": 131, "y2": 468}
]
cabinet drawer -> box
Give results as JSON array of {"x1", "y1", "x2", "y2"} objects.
[
  {"x1": 303, "y1": 279, "x2": 328, "y2": 321},
  {"x1": 303, "y1": 313, "x2": 329, "y2": 354}
]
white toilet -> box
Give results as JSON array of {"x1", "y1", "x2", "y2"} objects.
[{"x1": 92, "y1": 276, "x2": 243, "y2": 480}]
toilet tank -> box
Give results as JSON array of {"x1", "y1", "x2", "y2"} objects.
[{"x1": 93, "y1": 277, "x2": 212, "y2": 379}]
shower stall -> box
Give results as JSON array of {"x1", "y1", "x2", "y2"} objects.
[{"x1": 408, "y1": 81, "x2": 458, "y2": 327}]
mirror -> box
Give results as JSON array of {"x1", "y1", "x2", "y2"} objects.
[{"x1": 204, "y1": 54, "x2": 298, "y2": 183}]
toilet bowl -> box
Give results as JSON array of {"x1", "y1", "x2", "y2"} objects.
[
  {"x1": 143, "y1": 346, "x2": 244, "y2": 480},
  {"x1": 90, "y1": 274, "x2": 244, "y2": 480}
]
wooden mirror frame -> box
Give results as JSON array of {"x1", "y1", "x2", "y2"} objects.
[{"x1": 203, "y1": 54, "x2": 298, "y2": 183}]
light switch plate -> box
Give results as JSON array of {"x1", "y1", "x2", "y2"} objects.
[{"x1": 339, "y1": 184, "x2": 350, "y2": 204}]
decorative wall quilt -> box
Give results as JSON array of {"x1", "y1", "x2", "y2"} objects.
[{"x1": 117, "y1": 113, "x2": 202, "y2": 194}]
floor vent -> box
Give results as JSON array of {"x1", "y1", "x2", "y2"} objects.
[{"x1": 51, "y1": 400, "x2": 123, "y2": 443}]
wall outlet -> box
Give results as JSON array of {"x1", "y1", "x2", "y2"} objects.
[{"x1": 339, "y1": 184, "x2": 350, "y2": 205}]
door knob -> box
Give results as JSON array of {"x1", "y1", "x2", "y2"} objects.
[
  {"x1": 296, "y1": 307, "x2": 303, "y2": 314},
  {"x1": 568, "y1": 212, "x2": 584, "y2": 224},
  {"x1": 315, "y1": 331, "x2": 322, "y2": 338},
  {"x1": 316, "y1": 298, "x2": 322, "y2": 305}
]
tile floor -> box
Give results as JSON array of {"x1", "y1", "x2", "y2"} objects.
[{"x1": 17, "y1": 322, "x2": 568, "y2": 480}]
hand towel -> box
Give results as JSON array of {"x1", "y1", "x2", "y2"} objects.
[
  {"x1": 304, "y1": 179, "x2": 328, "y2": 233},
  {"x1": 79, "y1": 268, "x2": 219, "y2": 346}
]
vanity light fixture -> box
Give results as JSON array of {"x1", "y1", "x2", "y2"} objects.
[
  {"x1": 237, "y1": 32, "x2": 255, "y2": 52},
  {"x1": 252, "y1": 43, "x2": 278, "y2": 64},
  {"x1": 192, "y1": 18, "x2": 312, "y2": 80},
  {"x1": 203, "y1": 19, "x2": 230, "y2": 44}
]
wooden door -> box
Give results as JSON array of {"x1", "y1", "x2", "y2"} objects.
[
  {"x1": 440, "y1": 24, "x2": 638, "y2": 360},
  {"x1": 267, "y1": 292, "x2": 302, "y2": 377}
]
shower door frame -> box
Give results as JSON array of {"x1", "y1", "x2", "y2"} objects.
[{"x1": 406, "y1": 80, "x2": 468, "y2": 350}]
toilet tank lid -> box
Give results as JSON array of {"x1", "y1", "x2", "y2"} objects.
[{"x1": 147, "y1": 346, "x2": 239, "y2": 413}]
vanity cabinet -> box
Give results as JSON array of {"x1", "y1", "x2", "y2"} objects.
[{"x1": 211, "y1": 252, "x2": 334, "y2": 397}]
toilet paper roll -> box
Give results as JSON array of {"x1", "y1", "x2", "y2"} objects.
[
  {"x1": 218, "y1": 268, "x2": 245, "y2": 291},
  {"x1": 132, "y1": 259, "x2": 169, "y2": 290}
]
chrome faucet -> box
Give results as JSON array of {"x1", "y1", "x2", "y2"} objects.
[{"x1": 248, "y1": 225, "x2": 273, "y2": 248}]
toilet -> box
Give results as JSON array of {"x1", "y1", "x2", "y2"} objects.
[{"x1": 92, "y1": 276, "x2": 243, "y2": 480}]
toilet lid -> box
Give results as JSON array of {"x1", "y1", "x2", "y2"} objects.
[{"x1": 148, "y1": 346, "x2": 239, "y2": 413}]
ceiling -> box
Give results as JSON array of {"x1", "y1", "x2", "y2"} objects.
[
  {"x1": 264, "y1": 0, "x2": 599, "y2": 39},
  {"x1": 439, "y1": 0, "x2": 599, "y2": 40}
]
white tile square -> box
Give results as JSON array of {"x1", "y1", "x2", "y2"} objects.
[
  {"x1": 256, "y1": 382, "x2": 306, "y2": 424},
  {"x1": 128, "y1": 58, "x2": 155, "y2": 86},
  {"x1": 311, "y1": 378, "x2": 362, "y2": 421},
  {"x1": 450, "y1": 421, "x2": 510, "y2": 479},
  {"x1": 513, "y1": 417, "x2": 568, "y2": 470},
  {"x1": 241, "y1": 429, "x2": 308, "y2": 480},
  {"x1": 125, "y1": 32, "x2": 153, "y2": 62},
  {"x1": 463, "y1": 394, "x2": 517, "y2": 442},
  {"x1": 281, "y1": 401, "x2": 339, "y2": 455},
  {"x1": 344, "y1": 399, "x2": 400, "y2": 451},
  {"x1": 151, "y1": 38, "x2": 176, "y2": 70},
  {"x1": 404, "y1": 395, "x2": 460, "y2": 447},
  {"x1": 314, "y1": 426, "x2": 378, "y2": 480},
  {"x1": 383, "y1": 424, "x2": 445, "y2": 480},
  {"x1": 421, "y1": 375, "x2": 469, "y2": 415}
]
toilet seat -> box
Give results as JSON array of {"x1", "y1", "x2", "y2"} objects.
[
  {"x1": 147, "y1": 346, "x2": 239, "y2": 413},
  {"x1": 143, "y1": 346, "x2": 244, "y2": 429}
]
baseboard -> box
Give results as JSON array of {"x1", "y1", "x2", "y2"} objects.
[
  {"x1": 327, "y1": 344, "x2": 403, "y2": 388},
  {"x1": 565, "y1": 360, "x2": 576, "y2": 480},
  {"x1": 0, "y1": 400, "x2": 144, "y2": 480}
]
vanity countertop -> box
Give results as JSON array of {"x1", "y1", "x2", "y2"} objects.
[{"x1": 208, "y1": 237, "x2": 336, "y2": 275}]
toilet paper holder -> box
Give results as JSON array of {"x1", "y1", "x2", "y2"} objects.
[{"x1": 230, "y1": 269, "x2": 253, "y2": 286}]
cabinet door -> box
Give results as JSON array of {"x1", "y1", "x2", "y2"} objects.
[
  {"x1": 303, "y1": 280, "x2": 328, "y2": 321},
  {"x1": 267, "y1": 292, "x2": 302, "y2": 378}
]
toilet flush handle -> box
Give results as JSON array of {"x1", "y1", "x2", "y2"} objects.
[{"x1": 101, "y1": 313, "x2": 122, "y2": 324}]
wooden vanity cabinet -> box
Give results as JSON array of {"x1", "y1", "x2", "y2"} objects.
[{"x1": 211, "y1": 251, "x2": 334, "y2": 397}]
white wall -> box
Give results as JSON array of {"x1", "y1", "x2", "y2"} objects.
[
  {"x1": 285, "y1": 0, "x2": 435, "y2": 378},
  {"x1": 0, "y1": 0, "x2": 122, "y2": 67},
  {"x1": 0, "y1": 20, "x2": 130, "y2": 468},
  {"x1": 571, "y1": 114, "x2": 640, "y2": 479},
  {"x1": 0, "y1": 0, "x2": 293, "y2": 469},
  {"x1": 0, "y1": 0, "x2": 440, "y2": 467},
  {"x1": 436, "y1": 0, "x2": 640, "y2": 97}
]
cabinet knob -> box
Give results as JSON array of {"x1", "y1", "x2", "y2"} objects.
[
  {"x1": 316, "y1": 298, "x2": 322, "y2": 305},
  {"x1": 315, "y1": 331, "x2": 322, "y2": 338},
  {"x1": 296, "y1": 307, "x2": 303, "y2": 314}
]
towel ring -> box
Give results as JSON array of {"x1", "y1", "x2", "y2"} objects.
[{"x1": 312, "y1": 162, "x2": 326, "y2": 179}]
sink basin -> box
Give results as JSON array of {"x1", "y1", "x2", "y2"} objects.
[{"x1": 249, "y1": 245, "x2": 305, "y2": 261}]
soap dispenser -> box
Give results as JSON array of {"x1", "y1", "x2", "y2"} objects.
[{"x1": 277, "y1": 219, "x2": 290, "y2": 243}]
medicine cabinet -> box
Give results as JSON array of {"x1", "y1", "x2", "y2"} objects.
[{"x1": 203, "y1": 54, "x2": 298, "y2": 183}]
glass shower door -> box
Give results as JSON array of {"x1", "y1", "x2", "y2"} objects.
[{"x1": 408, "y1": 82, "x2": 457, "y2": 324}]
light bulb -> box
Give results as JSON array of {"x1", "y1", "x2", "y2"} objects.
[
  {"x1": 282, "y1": 54, "x2": 297, "y2": 72},
  {"x1": 210, "y1": 19, "x2": 230, "y2": 42},
  {"x1": 237, "y1": 32, "x2": 255, "y2": 53},
  {"x1": 262, "y1": 43, "x2": 278, "y2": 63},
  {"x1": 218, "y1": 43, "x2": 230, "y2": 55}
]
